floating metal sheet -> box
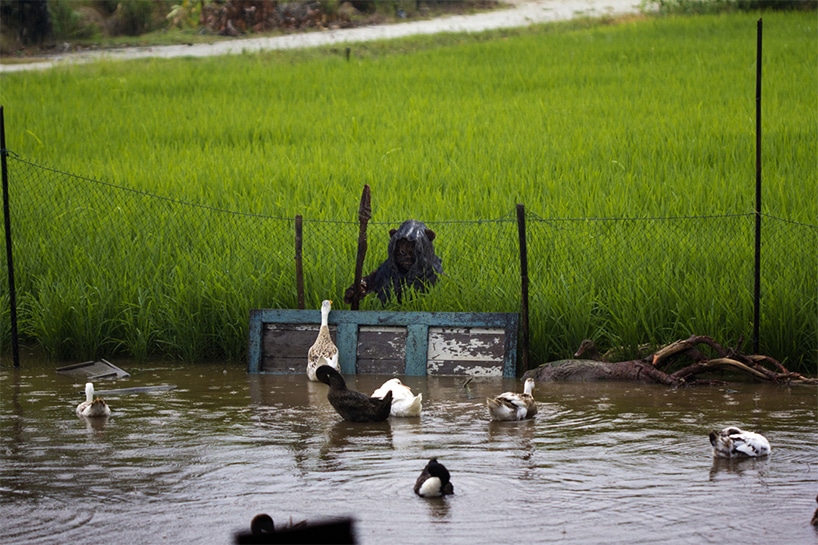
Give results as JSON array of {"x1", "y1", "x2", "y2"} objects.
[{"x1": 56, "y1": 359, "x2": 131, "y2": 380}]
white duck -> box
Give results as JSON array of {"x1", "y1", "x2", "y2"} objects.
[
  {"x1": 486, "y1": 378, "x2": 537, "y2": 421},
  {"x1": 306, "y1": 299, "x2": 340, "y2": 382},
  {"x1": 372, "y1": 378, "x2": 423, "y2": 417},
  {"x1": 76, "y1": 382, "x2": 111, "y2": 418},
  {"x1": 708, "y1": 426, "x2": 771, "y2": 458}
]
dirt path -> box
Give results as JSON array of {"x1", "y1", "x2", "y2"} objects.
[{"x1": 0, "y1": 0, "x2": 641, "y2": 73}]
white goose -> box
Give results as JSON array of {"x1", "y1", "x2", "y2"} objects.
[
  {"x1": 372, "y1": 378, "x2": 422, "y2": 417},
  {"x1": 708, "y1": 426, "x2": 771, "y2": 458},
  {"x1": 76, "y1": 382, "x2": 111, "y2": 418},
  {"x1": 306, "y1": 299, "x2": 340, "y2": 382},
  {"x1": 486, "y1": 378, "x2": 537, "y2": 421}
]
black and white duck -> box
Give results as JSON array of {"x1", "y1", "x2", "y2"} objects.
[
  {"x1": 372, "y1": 378, "x2": 422, "y2": 417},
  {"x1": 307, "y1": 299, "x2": 340, "y2": 382},
  {"x1": 414, "y1": 457, "x2": 454, "y2": 497},
  {"x1": 486, "y1": 378, "x2": 537, "y2": 421},
  {"x1": 708, "y1": 426, "x2": 771, "y2": 458},
  {"x1": 75, "y1": 382, "x2": 111, "y2": 418},
  {"x1": 315, "y1": 365, "x2": 392, "y2": 422}
]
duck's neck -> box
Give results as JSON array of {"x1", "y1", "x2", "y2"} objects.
[
  {"x1": 321, "y1": 308, "x2": 329, "y2": 328},
  {"x1": 523, "y1": 381, "x2": 534, "y2": 396},
  {"x1": 85, "y1": 383, "x2": 95, "y2": 402}
]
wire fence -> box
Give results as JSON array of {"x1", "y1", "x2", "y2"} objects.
[{"x1": 1, "y1": 153, "x2": 816, "y2": 372}]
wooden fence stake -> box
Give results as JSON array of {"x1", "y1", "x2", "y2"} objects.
[{"x1": 350, "y1": 185, "x2": 371, "y2": 310}]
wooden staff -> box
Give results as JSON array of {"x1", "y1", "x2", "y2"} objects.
[{"x1": 350, "y1": 185, "x2": 371, "y2": 310}]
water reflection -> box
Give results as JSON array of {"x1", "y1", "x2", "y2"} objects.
[
  {"x1": 709, "y1": 455, "x2": 772, "y2": 480},
  {"x1": 320, "y1": 420, "x2": 394, "y2": 461},
  {"x1": 1, "y1": 362, "x2": 816, "y2": 545},
  {"x1": 80, "y1": 415, "x2": 109, "y2": 433},
  {"x1": 422, "y1": 495, "x2": 452, "y2": 521},
  {"x1": 487, "y1": 419, "x2": 535, "y2": 463}
]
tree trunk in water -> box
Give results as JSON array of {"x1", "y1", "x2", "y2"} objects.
[{"x1": 523, "y1": 335, "x2": 817, "y2": 386}]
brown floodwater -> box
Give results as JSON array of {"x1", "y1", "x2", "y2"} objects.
[{"x1": 1, "y1": 360, "x2": 816, "y2": 544}]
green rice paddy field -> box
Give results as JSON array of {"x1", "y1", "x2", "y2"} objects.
[{"x1": 0, "y1": 11, "x2": 816, "y2": 373}]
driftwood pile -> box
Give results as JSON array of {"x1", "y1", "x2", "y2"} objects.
[{"x1": 523, "y1": 335, "x2": 817, "y2": 386}]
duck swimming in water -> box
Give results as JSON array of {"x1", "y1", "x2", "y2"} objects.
[
  {"x1": 372, "y1": 378, "x2": 422, "y2": 417},
  {"x1": 414, "y1": 457, "x2": 454, "y2": 497},
  {"x1": 315, "y1": 366, "x2": 392, "y2": 422},
  {"x1": 307, "y1": 300, "x2": 340, "y2": 382},
  {"x1": 486, "y1": 378, "x2": 537, "y2": 421},
  {"x1": 76, "y1": 382, "x2": 111, "y2": 418},
  {"x1": 708, "y1": 426, "x2": 771, "y2": 458}
]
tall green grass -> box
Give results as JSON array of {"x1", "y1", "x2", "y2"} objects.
[{"x1": 0, "y1": 12, "x2": 815, "y2": 372}]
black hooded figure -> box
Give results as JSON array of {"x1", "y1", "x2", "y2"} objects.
[{"x1": 345, "y1": 219, "x2": 443, "y2": 305}]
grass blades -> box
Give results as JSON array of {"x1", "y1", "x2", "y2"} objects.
[{"x1": 0, "y1": 11, "x2": 815, "y2": 372}]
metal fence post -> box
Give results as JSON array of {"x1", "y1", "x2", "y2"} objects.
[
  {"x1": 516, "y1": 203, "x2": 529, "y2": 374},
  {"x1": 1, "y1": 106, "x2": 21, "y2": 367},
  {"x1": 295, "y1": 214, "x2": 305, "y2": 310},
  {"x1": 753, "y1": 18, "x2": 762, "y2": 354}
]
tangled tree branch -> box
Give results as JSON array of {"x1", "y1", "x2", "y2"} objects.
[{"x1": 524, "y1": 335, "x2": 817, "y2": 385}]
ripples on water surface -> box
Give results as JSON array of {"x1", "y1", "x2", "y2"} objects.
[{"x1": 1, "y1": 362, "x2": 816, "y2": 544}]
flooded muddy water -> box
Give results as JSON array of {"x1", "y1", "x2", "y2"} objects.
[{"x1": 1, "y1": 361, "x2": 816, "y2": 544}]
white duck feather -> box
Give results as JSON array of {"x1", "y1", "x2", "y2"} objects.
[{"x1": 372, "y1": 378, "x2": 422, "y2": 417}]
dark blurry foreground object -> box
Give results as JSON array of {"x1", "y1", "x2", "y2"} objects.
[
  {"x1": 250, "y1": 514, "x2": 305, "y2": 534},
  {"x1": 236, "y1": 514, "x2": 355, "y2": 544},
  {"x1": 344, "y1": 219, "x2": 442, "y2": 305}
]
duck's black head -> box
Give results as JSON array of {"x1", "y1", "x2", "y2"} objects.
[{"x1": 315, "y1": 365, "x2": 346, "y2": 389}]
